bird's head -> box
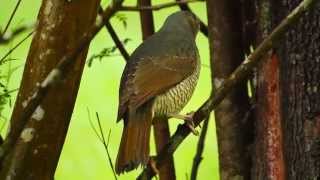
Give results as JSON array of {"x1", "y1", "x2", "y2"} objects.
[{"x1": 162, "y1": 11, "x2": 200, "y2": 38}]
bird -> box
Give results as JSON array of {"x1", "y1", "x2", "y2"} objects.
[{"x1": 115, "y1": 11, "x2": 200, "y2": 174}]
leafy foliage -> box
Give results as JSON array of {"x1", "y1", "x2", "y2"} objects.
[{"x1": 114, "y1": 14, "x2": 128, "y2": 29}]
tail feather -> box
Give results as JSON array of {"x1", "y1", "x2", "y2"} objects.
[{"x1": 115, "y1": 104, "x2": 153, "y2": 174}]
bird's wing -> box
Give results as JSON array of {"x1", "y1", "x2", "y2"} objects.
[{"x1": 117, "y1": 55, "x2": 197, "y2": 121}]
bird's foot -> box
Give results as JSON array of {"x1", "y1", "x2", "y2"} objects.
[
  {"x1": 168, "y1": 112, "x2": 199, "y2": 135},
  {"x1": 149, "y1": 156, "x2": 159, "y2": 175}
]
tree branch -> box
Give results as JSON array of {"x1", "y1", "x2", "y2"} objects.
[
  {"x1": 137, "y1": 0, "x2": 318, "y2": 178},
  {"x1": 0, "y1": 24, "x2": 34, "y2": 45},
  {"x1": 0, "y1": 0, "x2": 124, "y2": 168},
  {"x1": 175, "y1": 0, "x2": 208, "y2": 37},
  {"x1": 105, "y1": 22, "x2": 130, "y2": 61},
  {"x1": 98, "y1": 6, "x2": 130, "y2": 62},
  {"x1": 0, "y1": 31, "x2": 34, "y2": 65},
  {"x1": 119, "y1": 0, "x2": 203, "y2": 11},
  {"x1": 190, "y1": 116, "x2": 210, "y2": 180},
  {"x1": 1, "y1": 0, "x2": 22, "y2": 36}
]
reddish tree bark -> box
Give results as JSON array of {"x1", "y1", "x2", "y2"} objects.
[
  {"x1": 0, "y1": 0, "x2": 100, "y2": 179},
  {"x1": 137, "y1": 0, "x2": 176, "y2": 179},
  {"x1": 253, "y1": 54, "x2": 285, "y2": 180}
]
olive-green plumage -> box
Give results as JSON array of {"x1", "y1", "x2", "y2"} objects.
[{"x1": 115, "y1": 11, "x2": 200, "y2": 174}]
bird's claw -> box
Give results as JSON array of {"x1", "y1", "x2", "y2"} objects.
[
  {"x1": 184, "y1": 111, "x2": 199, "y2": 135},
  {"x1": 168, "y1": 111, "x2": 199, "y2": 135}
]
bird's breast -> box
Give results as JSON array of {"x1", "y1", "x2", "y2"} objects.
[{"x1": 152, "y1": 62, "x2": 200, "y2": 117}]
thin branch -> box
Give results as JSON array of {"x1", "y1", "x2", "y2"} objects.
[
  {"x1": 99, "y1": 6, "x2": 130, "y2": 62},
  {"x1": 175, "y1": 0, "x2": 208, "y2": 37},
  {"x1": 137, "y1": 0, "x2": 318, "y2": 178},
  {"x1": 0, "y1": 88, "x2": 19, "y2": 97},
  {"x1": 87, "y1": 109, "x2": 118, "y2": 180},
  {"x1": 119, "y1": 0, "x2": 203, "y2": 11},
  {"x1": 87, "y1": 108, "x2": 103, "y2": 143},
  {"x1": 105, "y1": 22, "x2": 130, "y2": 61},
  {"x1": 190, "y1": 116, "x2": 210, "y2": 180},
  {"x1": 1, "y1": 0, "x2": 23, "y2": 36},
  {"x1": 0, "y1": 30, "x2": 34, "y2": 65},
  {"x1": 0, "y1": 0, "x2": 124, "y2": 163},
  {"x1": 0, "y1": 24, "x2": 34, "y2": 44},
  {"x1": 95, "y1": 112, "x2": 118, "y2": 180}
]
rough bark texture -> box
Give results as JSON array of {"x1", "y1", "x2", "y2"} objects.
[
  {"x1": 253, "y1": 53, "x2": 286, "y2": 180},
  {"x1": 137, "y1": 0, "x2": 176, "y2": 179},
  {"x1": 206, "y1": 0, "x2": 252, "y2": 179},
  {"x1": 1, "y1": 0, "x2": 100, "y2": 179},
  {"x1": 272, "y1": 0, "x2": 320, "y2": 179},
  {"x1": 252, "y1": 1, "x2": 286, "y2": 179}
]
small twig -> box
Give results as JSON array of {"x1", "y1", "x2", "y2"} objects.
[
  {"x1": 87, "y1": 108, "x2": 103, "y2": 143},
  {"x1": 190, "y1": 116, "x2": 210, "y2": 180},
  {"x1": 105, "y1": 22, "x2": 130, "y2": 61},
  {"x1": 99, "y1": 6, "x2": 130, "y2": 62},
  {"x1": 95, "y1": 112, "x2": 118, "y2": 180},
  {"x1": 0, "y1": 88, "x2": 19, "y2": 97},
  {"x1": 0, "y1": 30, "x2": 34, "y2": 64},
  {"x1": 87, "y1": 109, "x2": 118, "y2": 180},
  {"x1": 0, "y1": 24, "x2": 34, "y2": 44},
  {"x1": 175, "y1": 0, "x2": 208, "y2": 37},
  {"x1": 137, "y1": 0, "x2": 318, "y2": 178},
  {"x1": 1, "y1": 0, "x2": 23, "y2": 36},
  {"x1": 119, "y1": 0, "x2": 203, "y2": 11}
]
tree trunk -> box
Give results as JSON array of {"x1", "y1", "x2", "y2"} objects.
[
  {"x1": 0, "y1": 0, "x2": 100, "y2": 179},
  {"x1": 206, "y1": 0, "x2": 253, "y2": 179},
  {"x1": 272, "y1": 0, "x2": 320, "y2": 179},
  {"x1": 137, "y1": 0, "x2": 176, "y2": 179}
]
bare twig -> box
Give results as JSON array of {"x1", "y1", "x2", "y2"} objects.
[
  {"x1": 95, "y1": 113, "x2": 118, "y2": 180},
  {"x1": 98, "y1": 6, "x2": 130, "y2": 62},
  {"x1": 175, "y1": 0, "x2": 208, "y2": 37},
  {"x1": 0, "y1": 88, "x2": 19, "y2": 97},
  {"x1": 0, "y1": 0, "x2": 124, "y2": 164},
  {"x1": 105, "y1": 22, "x2": 130, "y2": 61},
  {"x1": 190, "y1": 116, "x2": 210, "y2": 180},
  {"x1": 87, "y1": 109, "x2": 118, "y2": 180},
  {"x1": 137, "y1": 0, "x2": 318, "y2": 178},
  {"x1": 119, "y1": 0, "x2": 203, "y2": 11},
  {"x1": 0, "y1": 24, "x2": 34, "y2": 44},
  {"x1": 1, "y1": 0, "x2": 23, "y2": 36},
  {"x1": 0, "y1": 31, "x2": 34, "y2": 65}
]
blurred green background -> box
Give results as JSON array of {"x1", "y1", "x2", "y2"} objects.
[{"x1": 0, "y1": 0, "x2": 219, "y2": 179}]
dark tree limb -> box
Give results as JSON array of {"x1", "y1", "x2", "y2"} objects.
[
  {"x1": 175, "y1": 0, "x2": 208, "y2": 37},
  {"x1": 105, "y1": 22, "x2": 130, "y2": 61},
  {"x1": 137, "y1": 0, "x2": 176, "y2": 179},
  {"x1": 120, "y1": 0, "x2": 203, "y2": 11},
  {"x1": 207, "y1": 0, "x2": 253, "y2": 179},
  {"x1": 0, "y1": 0, "x2": 124, "y2": 179},
  {"x1": 190, "y1": 116, "x2": 210, "y2": 180},
  {"x1": 137, "y1": 0, "x2": 318, "y2": 179},
  {"x1": 98, "y1": 6, "x2": 130, "y2": 62}
]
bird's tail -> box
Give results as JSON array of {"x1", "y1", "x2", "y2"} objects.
[{"x1": 115, "y1": 104, "x2": 153, "y2": 174}]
